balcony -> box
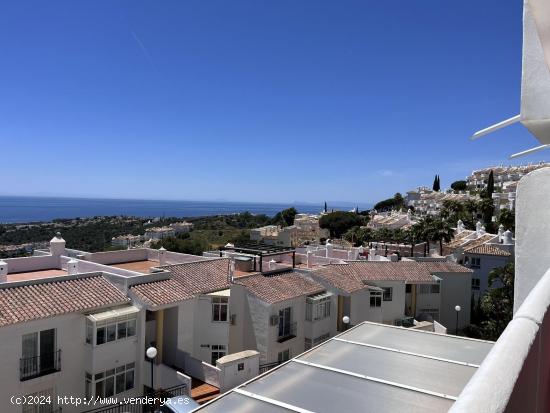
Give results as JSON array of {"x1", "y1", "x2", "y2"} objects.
[
  {"x1": 277, "y1": 322, "x2": 297, "y2": 343},
  {"x1": 20, "y1": 349, "x2": 61, "y2": 381}
]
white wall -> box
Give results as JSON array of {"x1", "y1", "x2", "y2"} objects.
[
  {"x1": 438, "y1": 272, "x2": 472, "y2": 331},
  {"x1": 0, "y1": 312, "x2": 143, "y2": 413},
  {"x1": 515, "y1": 167, "x2": 550, "y2": 312},
  {"x1": 216, "y1": 351, "x2": 259, "y2": 393}
]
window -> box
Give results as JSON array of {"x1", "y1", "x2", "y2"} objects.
[
  {"x1": 306, "y1": 293, "x2": 332, "y2": 321},
  {"x1": 278, "y1": 349, "x2": 290, "y2": 363},
  {"x1": 211, "y1": 345, "x2": 226, "y2": 365},
  {"x1": 370, "y1": 291, "x2": 382, "y2": 307},
  {"x1": 21, "y1": 329, "x2": 57, "y2": 380},
  {"x1": 383, "y1": 287, "x2": 393, "y2": 301},
  {"x1": 238, "y1": 363, "x2": 244, "y2": 371},
  {"x1": 472, "y1": 278, "x2": 481, "y2": 290},
  {"x1": 212, "y1": 296, "x2": 229, "y2": 322},
  {"x1": 278, "y1": 307, "x2": 292, "y2": 337},
  {"x1": 470, "y1": 257, "x2": 481, "y2": 268},
  {"x1": 88, "y1": 314, "x2": 137, "y2": 346},
  {"x1": 431, "y1": 283, "x2": 440, "y2": 294},
  {"x1": 405, "y1": 284, "x2": 412, "y2": 293},
  {"x1": 87, "y1": 363, "x2": 134, "y2": 398}
]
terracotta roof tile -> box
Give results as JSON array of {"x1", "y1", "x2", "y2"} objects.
[
  {"x1": 235, "y1": 271, "x2": 325, "y2": 304},
  {"x1": 0, "y1": 276, "x2": 129, "y2": 327},
  {"x1": 312, "y1": 261, "x2": 471, "y2": 294},
  {"x1": 130, "y1": 259, "x2": 230, "y2": 307},
  {"x1": 464, "y1": 244, "x2": 512, "y2": 256}
]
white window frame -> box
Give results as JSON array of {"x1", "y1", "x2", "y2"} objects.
[
  {"x1": 211, "y1": 345, "x2": 226, "y2": 365},
  {"x1": 87, "y1": 314, "x2": 137, "y2": 346},
  {"x1": 86, "y1": 363, "x2": 135, "y2": 398},
  {"x1": 370, "y1": 291, "x2": 382, "y2": 308},
  {"x1": 306, "y1": 293, "x2": 332, "y2": 321},
  {"x1": 212, "y1": 296, "x2": 229, "y2": 322}
]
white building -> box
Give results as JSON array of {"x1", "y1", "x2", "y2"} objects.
[
  {"x1": 249, "y1": 225, "x2": 298, "y2": 247},
  {"x1": 170, "y1": 221, "x2": 194, "y2": 234},
  {"x1": 144, "y1": 226, "x2": 176, "y2": 241},
  {"x1": 229, "y1": 270, "x2": 335, "y2": 367},
  {"x1": 309, "y1": 260, "x2": 472, "y2": 331}
]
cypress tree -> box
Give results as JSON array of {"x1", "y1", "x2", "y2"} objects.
[{"x1": 487, "y1": 170, "x2": 495, "y2": 198}]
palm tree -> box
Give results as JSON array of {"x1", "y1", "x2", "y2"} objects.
[{"x1": 426, "y1": 218, "x2": 454, "y2": 256}]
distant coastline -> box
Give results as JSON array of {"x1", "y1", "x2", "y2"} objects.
[{"x1": 0, "y1": 196, "x2": 372, "y2": 224}]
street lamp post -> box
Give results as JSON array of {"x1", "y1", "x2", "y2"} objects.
[
  {"x1": 342, "y1": 316, "x2": 350, "y2": 331},
  {"x1": 454, "y1": 305, "x2": 461, "y2": 335},
  {"x1": 146, "y1": 346, "x2": 158, "y2": 392}
]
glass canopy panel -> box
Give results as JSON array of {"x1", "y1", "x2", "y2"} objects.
[
  {"x1": 297, "y1": 339, "x2": 476, "y2": 397},
  {"x1": 242, "y1": 361, "x2": 454, "y2": 413},
  {"x1": 340, "y1": 323, "x2": 493, "y2": 365}
]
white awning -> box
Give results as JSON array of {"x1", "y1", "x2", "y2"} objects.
[{"x1": 87, "y1": 305, "x2": 139, "y2": 322}]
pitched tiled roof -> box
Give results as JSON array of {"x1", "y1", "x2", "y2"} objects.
[
  {"x1": 445, "y1": 230, "x2": 475, "y2": 249},
  {"x1": 235, "y1": 271, "x2": 325, "y2": 304},
  {"x1": 445, "y1": 233, "x2": 496, "y2": 252},
  {"x1": 0, "y1": 276, "x2": 129, "y2": 327},
  {"x1": 130, "y1": 259, "x2": 230, "y2": 307},
  {"x1": 465, "y1": 244, "x2": 512, "y2": 257},
  {"x1": 312, "y1": 261, "x2": 471, "y2": 293}
]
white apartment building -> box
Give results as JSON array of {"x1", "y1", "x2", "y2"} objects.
[
  {"x1": 111, "y1": 234, "x2": 143, "y2": 248},
  {"x1": 144, "y1": 226, "x2": 176, "y2": 241},
  {"x1": 308, "y1": 260, "x2": 472, "y2": 331},
  {"x1": 466, "y1": 162, "x2": 550, "y2": 191},
  {"x1": 229, "y1": 270, "x2": 336, "y2": 368},
  {"x1": 249, "y1": 225, "x2": 298, "y2": 247},
  {"x1": 169, "y1": 221, "x2": 193, "y2": 234},
  {"x1": 444, "y1": 221, "x2": 515, "y2": 299},
  {"x1": 405, "y1": 187, "x2": 475, "y2": 217}
]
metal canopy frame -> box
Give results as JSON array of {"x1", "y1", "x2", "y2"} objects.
[{"x1": 219, "y1": 242, "x2": 296, "y2": 272}]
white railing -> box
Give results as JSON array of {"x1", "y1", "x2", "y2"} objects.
[{"x1": 450, "y1": 266, "x2": 550, "y2": 413}]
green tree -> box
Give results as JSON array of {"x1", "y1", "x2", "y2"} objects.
[
  {"x1": 479, "y1": 263, "x2": 514, "y2": 340},
  {"x1": 345, "y1": 226, "x2": 373, "y2": 246},
  {"x1": 319, "y1": 211, "x2": 365, "y2": 238},
  {"x1": 270, "y1": 207, "x2": 297, "y2": 227},
  {"x1": 487, "y1": 170, "x2": 495, "y2": 198},
  {"x1": 450, "y1": 180, "x2": 467, "y2": 191},
  {"x1": 433, "y1": 175, "x2": 440, "y2": 192},
  {"x1": 426, "y1": 217, "x2": 454, "y2": 256},
  {"x1": 497, "y1": 209, "x2": 515, "y2": 232}
]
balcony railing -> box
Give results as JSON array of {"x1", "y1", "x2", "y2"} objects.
[
  {"x1": 259, "y1": 361, "x2": 283, "y2": 374},
  {"x1": 277, "y1": 322, "x2": 297, "y2": 343},
  {"x1": 20, "y1": 349, "x2": 61, "y2": 381}
]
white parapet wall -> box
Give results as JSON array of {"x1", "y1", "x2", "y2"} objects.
[{"x1": 514, "y1": 167, "x2": 550, "y2": 312}]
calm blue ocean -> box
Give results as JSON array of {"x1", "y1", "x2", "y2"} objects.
[{"x1": 0, "y1": 196, "x2": 370, "y2": 224}]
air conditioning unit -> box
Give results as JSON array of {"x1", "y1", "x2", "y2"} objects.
[
  {"x1": 230, "y1": 314, "x2": 237, "y2": 325},
  {"x1": 270, "y1": 315, "x2": 279, "y2": 326}
]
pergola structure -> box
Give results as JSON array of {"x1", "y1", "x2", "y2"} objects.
[{"x1": 219, "y1": 242, "x2": 296, "y2": 273}]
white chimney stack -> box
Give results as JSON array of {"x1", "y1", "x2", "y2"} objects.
[
  {"x1": 159, "y1": 247, "x2": 166, "y2": 266},
  {"x1": 67, "y1": 259, "x2": 78, "y2": 275},
  {"x1": 475, "y1": 221, "x2": 484, "y2": 237},
  {"x1": 306, "y1": 251, "x2": 313, "y2": 268},
  {"x1": 503, "y1": 230, "x2": 514, "y2": 245},
  {"x1": 498, "y1": 224, "x2": 505, "y2": 242},
  {"x1": 390, "y1": 253, "x2": 399, "y2": 262},
  {"x1": 269, "y1": 259, "x2": 276, "y2": 270},
  {"x1": 0, "y1": 260, "x2": 7, "y2": 282},
  {"x1": 457, "y1": 220, "x2": 465, "y2": 233},
  {"x1": 325, "y1": 240, "x2": 333, "y2": 258},
  {"x1": 50, "y1": 232, "x2": 66, "y2": 256},
  {"x1": 369, "y1": 247, "x2": 377, "y2": 261}
]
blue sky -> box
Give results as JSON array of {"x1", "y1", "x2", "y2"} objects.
[{"x1": 0, "y1": 0, "x2": 545, "y2": 204}]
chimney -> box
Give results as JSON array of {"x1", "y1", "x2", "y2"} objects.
[
  {"x1": 369, "y1": 247, "x2": 377, "y2": 261},
  {"x1": 475, "y1": 221, "x2": 484, "y2": 237},
  {"x1": 50, "y1": 232, "x2": 66, "y2": 256},
  {"x1": 325, "y1": 240, "x2": 333, "y2": 258},
  {"x1": 306, "y1": 251, "x2": 313, "y2": 268},
  {"x1": 503, "y1": 230, "x2": 514, "y2": 245},
  {"x1": 457, "y1": 220, "x2": 465, "y2": 233},
  {"x1": 269, "y1": 259, "x2": 276, "y2": 271},
  {"x1": 0, "y1": 260, "x2": 7, "y2": 282},
  {"x1": 390, "y1": 253, "x2": 399, "y2": 262},
  {"x1": 498, "y1": 224, "x2": 505, "y2": 242},
  {"x1": 158, "y1": 247, "x2": 166, "y2": 266},
  {"x1": 67, "y1": 259, "x2": 78, "y2": 275}
]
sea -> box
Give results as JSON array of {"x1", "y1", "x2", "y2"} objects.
[{"x1": 0, "y1": 196, "x2": 371, "y2": 224}]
